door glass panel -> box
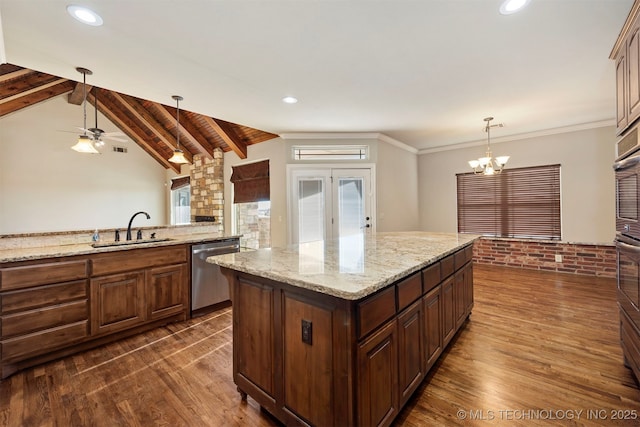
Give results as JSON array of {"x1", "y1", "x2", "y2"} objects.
[
  {"x1": 298, "y1": 179, "x2": 325, "y2": 243},
  {"x1": 337, "y1": 178, "x2": 364, "y2": 237}
]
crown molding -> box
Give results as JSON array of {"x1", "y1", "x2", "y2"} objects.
[{"x1": 417, "y1": 119, "x2": 615, "y2": 155}]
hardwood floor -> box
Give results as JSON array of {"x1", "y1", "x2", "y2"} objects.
[{"x1": 1, "y1": 264, "x2": 639, "y2": 426}]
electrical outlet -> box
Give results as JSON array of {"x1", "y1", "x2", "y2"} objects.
[
  {"x1": 301, "y1": 319, "x2": 312, "y2": 345},
  {"x1": 555, "y1": 254, "x2": 563, "y2": 263}
]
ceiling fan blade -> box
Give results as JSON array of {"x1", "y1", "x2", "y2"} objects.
[
  {"x1": 102, "y1": 131, "x2": 126, "y2": 137},
  {"x1": 103, "y1": 135, "x2": 128, "y2": 142}
]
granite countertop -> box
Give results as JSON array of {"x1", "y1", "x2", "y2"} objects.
[
  {"x1": 0, "y1": 233, "x2": 241, "y2": 263},
  {"x1": 207, "y1": 231, "x2": 479, "y2": 300}
]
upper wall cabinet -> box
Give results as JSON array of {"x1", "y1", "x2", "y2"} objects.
[{"x1": 612, "y1": 1, "x2": 640, "y2": 136}]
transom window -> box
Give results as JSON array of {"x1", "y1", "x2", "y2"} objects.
[{"x1": 292, "y1": 145, "x2": 369, "y2": 161}]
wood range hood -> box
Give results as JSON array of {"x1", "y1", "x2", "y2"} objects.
[{"x1": 0, "y1": 64, "x2": 279, "y2": 173}]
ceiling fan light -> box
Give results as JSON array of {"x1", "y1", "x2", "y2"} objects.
[
  {"x1": 169, "y1": 149, "x2": 189, "y2": 164},
  {"x1": 71, "y1": 135, "x2": 99, "y2": 154}
]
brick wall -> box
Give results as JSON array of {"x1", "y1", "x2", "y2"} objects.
[
  {"x1": 190, "y1": 150, "x2": 224, "y2": 228},
  {"x1": 473, "y1": 237, "x2": 616, "y2": 278}
]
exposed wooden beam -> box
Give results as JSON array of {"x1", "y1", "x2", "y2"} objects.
[
  {"x1": 0, "y1": 80, "x2": 75, "y2": 117},
  {"x1": 157, "y1": 104, "x2": 212, "y2": 159},
  {"x1": 89, "y1": 92, "x2": 180, "y2": 173},
  {"x1": 68, "y1": 82, "x2": 94, "y2": 105},
  {"x1": 111, "y1": 93, "x2": 193, "y2": 164},
  {"x1": 0, "y1": 69, "x2": 31, "y2": 83},
  {"x1": 202, "y1": 116, "x2": 248, "y2": 159},
  {"x1": 0, "y1": 78, "x2": 68, "y2": 105}
]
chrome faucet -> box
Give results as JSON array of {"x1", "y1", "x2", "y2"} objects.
[{"x1": 126, "y1": 211, "x2": 150, "y2": 240}]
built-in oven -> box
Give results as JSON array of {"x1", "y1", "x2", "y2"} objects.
[
  {"x1": 615, "y1": 154, "x2": 640, "y2": 240},
  {"x1": 614, "y1": 150, "x2": 640, "y2": 380}
]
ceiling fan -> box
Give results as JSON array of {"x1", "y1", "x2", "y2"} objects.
[
  {"x1": 70, "y1": 67, "x2": 126, "y2": 153},
  {"x1": 81, "y1": 87, "x2": 127, "y2": 146}
]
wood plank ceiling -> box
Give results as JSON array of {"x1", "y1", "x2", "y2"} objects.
[{"x1": 0, "y1": 64, "x2": 279, "y2": 173}]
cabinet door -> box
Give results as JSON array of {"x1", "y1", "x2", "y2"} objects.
[
  {"x1": 233, "y1": 276, "x2": 276, "y2": 398},
  {"x1": 423, "y1": 285, "x2": 443, "y2": 370},
  {"x1": 283, "y1": 295, "x2": 334, "y2": 426},
  {"x1": 146, "y1": 264, "x2": 187, "y2": 321},
  {"x1": 463, "y1": 263, "x2": 474, "y2": 314},
  {"x1": 397, "y1": 299, "x2": 423, "y2": 407},
  {"x1": 628, "y1": 21, "x2": 640, "y2": 124},
  {"x1": 618, "y1": 51, "x2": 629, "y2": 133},
  {"x1": 442, "y1": 276, "x2": 455, "y2": 346},
  {"x1": 90, "y1": 272, "x2": 145, "y2": 336},
  {"x1": 454, "y1": 269, "x2": 466, "y2": 329},
  {"x1": 357, "y1": 318, "x2": 398, "y2": 427}
]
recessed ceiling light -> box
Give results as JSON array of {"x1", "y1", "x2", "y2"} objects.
[
  {"x1": 282, "y1": 96, "x2": 298, "y2": 104},
  {"x1": 67, "y1": 5, "x2": 104, "y2": 26},
  {"x1": 499, "y1": 0, "x2": 530, "y2": 15}
]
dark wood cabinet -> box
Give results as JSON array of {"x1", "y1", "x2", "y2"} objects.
[
  {"x1": 90, "y1": 272, "x2": 146, "y2": 335},
  {"x1": 147, "y1": 264, "x2": 188, "y2": 321},
  {"x1": 0, "y1": 244, "x2": 190, "y2": 378},
  {"x1": 441, "y1": 276, "x2": 455, "y2": 346},
  {"x1": 227, "y1": 243, "x2": 475, "y2": 426},
  {"x1": 613, "y1": 4, "x2": 640, "y2": 136},
  {"x1": 423, "y1": 285, "x2": 443, "y2": 370},
  {"x1": 397, "y1": 299, "x2": 424, "y2": 408},
  {"x1": 357, "y1": 318, "x2": 399, "y2": 427}
]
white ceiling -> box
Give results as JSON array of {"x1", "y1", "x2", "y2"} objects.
[{"x1": 0, "y1": 0, "x2": 633, "y2": 151}]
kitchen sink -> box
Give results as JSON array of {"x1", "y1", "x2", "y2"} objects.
[{"x1": 91, "y1": 237, "x2": 174, "y2": 248}]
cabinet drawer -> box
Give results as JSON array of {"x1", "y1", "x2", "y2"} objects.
[
  {"x1": 1, "y1": 280, "x2": 87, "y2": 314},
  {"x1": 397, "y1": 272, "x2": 422, "y2": 312},
  {"x1": 0, "y1": 260, "x2": 88, "y2": 291},
  {"x1": 358, "y1": 286, "x2": 396, "y2": 339},
  {"x1": 2, "y1": 300, "x2": 88, "y2": 337},
  {"x1": 440, "y1": 254, "x2": 455, "y2": 280},
  {"x1": 1, "y1": 320, "x2": 88, "y2": 362},
  {"x1": 422, "y1": 263, "x2": 440, "y2": 294},
  {"x1": 91, "y1": 246, "x2": 188, "y2": 276},
  {"x1": 454, "y1": 248, "x2": 468, "y2": 270}
]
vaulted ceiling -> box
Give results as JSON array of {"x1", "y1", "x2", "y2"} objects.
[{"x1": 0, "y1": 64, "x2": 278, "y2": 173}]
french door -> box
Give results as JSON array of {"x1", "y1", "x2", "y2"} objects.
[{"x1": 290, "y1": 167, "x2": 373, "y2": 244}]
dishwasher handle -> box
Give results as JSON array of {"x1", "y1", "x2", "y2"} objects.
[{"x1": 192, "y1": 245, "x2": 239, "y2": 255}]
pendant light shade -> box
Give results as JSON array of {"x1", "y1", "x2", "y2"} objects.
[
  {"x1": 169, "y1": 95, "x2": 190, "y2": 164},
  {"x1": 71, "y1": 67, "x2": 99, "y2": 154},
  {"x1": 71, "y1": 135, "x2": 100, "y2": 153}
]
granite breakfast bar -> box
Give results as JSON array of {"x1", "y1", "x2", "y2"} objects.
[{"x1": 208, "y1": 231, "x2": 479, "y2": 427}]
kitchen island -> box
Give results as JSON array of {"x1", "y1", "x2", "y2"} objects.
[{"x1": 208, "y1": 231, "x2": 478, "y2": 427}]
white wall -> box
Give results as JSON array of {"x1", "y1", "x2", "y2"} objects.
[
  {"x1": 377, "y1": 140, "x2": 419, "y2": 231},
  {"x1": 0, "y1": 96, "x2": 168, "y2": 234},
  {"x1": 418, "y1": 125, "x2": 616, "y2": 244}
]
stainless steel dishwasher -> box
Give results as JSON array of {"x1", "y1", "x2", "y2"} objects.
[{"x1": 191, "y1": 238, "x2": 240, "y2": 313}]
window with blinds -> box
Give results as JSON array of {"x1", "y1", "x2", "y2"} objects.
[{"x1": 456, "y1": 164, "x2": 561, "y2": 240}]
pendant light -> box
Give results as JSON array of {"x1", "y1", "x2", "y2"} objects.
[
  {"x1": 71, "y1": 67, "x2": 100, "y2": 154},
  {"x1": 468, "y1": 117, "x2": 509, "y2": 175},
  {"x1": 168, "y1": 95, "x2": 190, "y2": 164}
]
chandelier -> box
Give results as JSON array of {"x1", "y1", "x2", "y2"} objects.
[{"x1": 468, "y1": 116, "x2": 509, "y2": 175}]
